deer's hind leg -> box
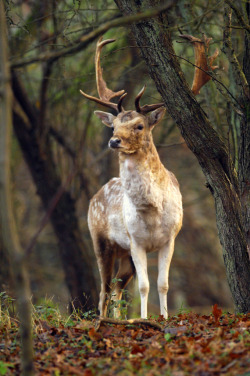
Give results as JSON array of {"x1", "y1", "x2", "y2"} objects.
[
  {"x1": 94, "y1": 236, "x2": 115, "y2": 317},
  {"x1": 112, "y1": 255, "x2": 136, "y2": 318}
]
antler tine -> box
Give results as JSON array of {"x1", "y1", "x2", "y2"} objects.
[
  {"x1": 140, "y1": 103, "x2": 165, "y2": 114},
  {"x1": 117, "y1": 92, "x2": 128, "y2": 113},
  {"x1": 80, "y1": 90, "x2": 118, "y2": 111},
  {"x1": 80, "y1": 37, "x2": 126, "y2": 113},
  {"x1": 180, "y1": 34, "x2": 219, "y2": 95},
  {"x1": 135, "y1": 85, "x2": 146, "y2": 113},
  {"x1": 96, "y1": 37, "x2": 125, "y2": 101},
  {"x1": 135, "y1": 85, "x2": 164, "y2": 114}
]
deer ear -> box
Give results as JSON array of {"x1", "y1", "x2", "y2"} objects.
[
  {"x1": 148, "y1": 107, "x2": 166, "y2": 129},
  {"x1": 94, "y1": 111, "x2": 115, "y2": 127}
]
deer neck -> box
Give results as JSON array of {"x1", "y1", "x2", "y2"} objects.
[{"x1": 119, "y1": 143, "x2": 167, "y2": 209}]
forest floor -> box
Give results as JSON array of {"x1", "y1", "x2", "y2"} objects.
[{"x1": 0, "y1": 302, "x2": 249, "y2": 376}]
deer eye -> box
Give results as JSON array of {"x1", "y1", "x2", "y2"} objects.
[{"x1": 137, "y1": 124, "x2": 144, "y2": 130}]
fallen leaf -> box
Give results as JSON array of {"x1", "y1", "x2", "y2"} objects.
[
  {"x1": 88, "y1": 327, "x2": 102, "y2": 341},
  {"x1": 131, "y1": 344, "x2": 146, "y2": 355},
  {"x1": 212, "y1": 304, "x2": 222, "y2": 325},
  {"x1": 82, "y1": 369, "x2": 94, "y2": 376}
]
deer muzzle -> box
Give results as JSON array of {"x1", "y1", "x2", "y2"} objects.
[{"x1": 109, "y1": 138, "x2": 121, "y2": 149}]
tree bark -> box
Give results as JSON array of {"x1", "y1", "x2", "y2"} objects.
[
  {"x1": 238, "y1": 2, "x2": 250, "y2": 255},
  {"x1": 0, "y1": 232, "x2": 12, "y2": 292},
  {"x1": 0, "y1": 2, "x2": 34, "y2": 373},
  {"x1": 10, "y1": 67, "x2": 98, "y2": 311},
  {"x1": 115, "y1": 0, "x2": 250, "y2": 313}
]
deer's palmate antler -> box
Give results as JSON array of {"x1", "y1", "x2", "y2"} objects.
[
  {"x1": 180, "y1": 34, "x2": 219, "y2": 95},
  {"x1": 80, "y1": 37, "x2": 164, "y2": 113},
  {"x1": 80, "y1": 38, "x2": 126, "y2": 112}
]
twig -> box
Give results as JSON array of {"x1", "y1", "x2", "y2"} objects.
[
  {"x1": 167, "y1": 0, "x2": 224, "y2": 33},
  {"x1": 49, "y1": 126, "x2": 76, "y2": 158},
  {"x1": 11, "y1": 71, "x2": 38, "y2": 125},
  {"x1": 224, "y1": 0, "x2": 250, "y2": 33},
  {"x1": 193, "y1": 0, "x2": 211, "y2": 32},
  {"x1": 221, "y1": 359, "x2": 237, "y2": 372},
  {"x1": 157, "y1": 142, "x2": 185, "y2": 148},
  {"x1": 95, "y1": 317, "x2": 164, "y2": 331},
  {"x1": 10, "y1": 2, "x2": 174, "y2": 69},
  {"x1": 222, "y1": 5, "x2": 248, "y2": 97}
]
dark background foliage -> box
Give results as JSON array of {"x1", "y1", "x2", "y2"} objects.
[{"x1": 3, "y1": 0, "x2": 249, "y2": 315}]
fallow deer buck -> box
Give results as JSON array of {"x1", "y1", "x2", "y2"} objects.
[{"x1": 80, "y1": 36, "x2": 218, "y2": 319}]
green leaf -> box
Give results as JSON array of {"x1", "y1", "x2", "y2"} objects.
[
  {"x1": 164, "y1": 333, "x2": 173, "y2": 342},
  {"x1": 0, "y1": 361, "x2": 14, "y2": 376}
]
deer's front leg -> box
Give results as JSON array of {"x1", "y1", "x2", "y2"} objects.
[
  {"x1": 158, "y1": 238, "x2": 175, "y2": 319},
  {"x1": 131, "y1": 243, "x2": 149, "y2": 319}
]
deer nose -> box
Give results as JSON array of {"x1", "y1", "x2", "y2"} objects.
[{"x1": 109, "y1": 138, "x2": 121, "y2": 148}]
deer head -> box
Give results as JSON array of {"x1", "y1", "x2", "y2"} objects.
[
  {"x1": 95, "y1": 104, "x2": 165, "y2": 155},
  {"x1": 80, "y1": 37, "x2": 165, "y2": 154}
]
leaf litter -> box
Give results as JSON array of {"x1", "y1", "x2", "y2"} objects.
[{"x1": 0, "y1": 305, "x2": 249, "y2": 375}]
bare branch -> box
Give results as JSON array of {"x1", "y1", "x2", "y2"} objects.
[
  {"x1": 11, "y1": 71, "x2": 38, "y2": 125},
  {"x1": 25, "y1": 167, "x2": 77, "y2": 256},
  {"x1": 222, "y1": 5, "x2": 249, "y2": 97},
  {"x1": 10, "y1": 2, "x2": 174, "y2": 69},
  {"x1": 157, "y1": 142, "x2": 186, "y2": 148},
  {"x1": 49, "y1": 126, "x2": 76, "y2": 158},
  {"x1": 224, "y1": 0, "x2": 250, "y2": 33},
  {"x1": 95, "y1": 317, "x2": 163, "y2": 331}
]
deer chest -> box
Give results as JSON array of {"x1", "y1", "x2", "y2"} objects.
[{"x1": 122, "y1": 190, "x2": 181, "y2": 252}]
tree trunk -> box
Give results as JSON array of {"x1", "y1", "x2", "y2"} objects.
[
  {"x1": 0, "y1": 233, "x2": 12, "y2": 292},
  {"x1": 115, "y1": 0, "x2": 250, "y2": 313},
  {"x1": 12, "y1": 108, "x2": 98, "y2": 311},
  {"x1": 10, "y1": 67, "x2": 98, "y2": 311},
  {"x1": 238, "y1": 2, "x2": 250, "y2": 254},
  {"x1": 0, "y1": 2, "x2": 34, "y2": 373}
]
